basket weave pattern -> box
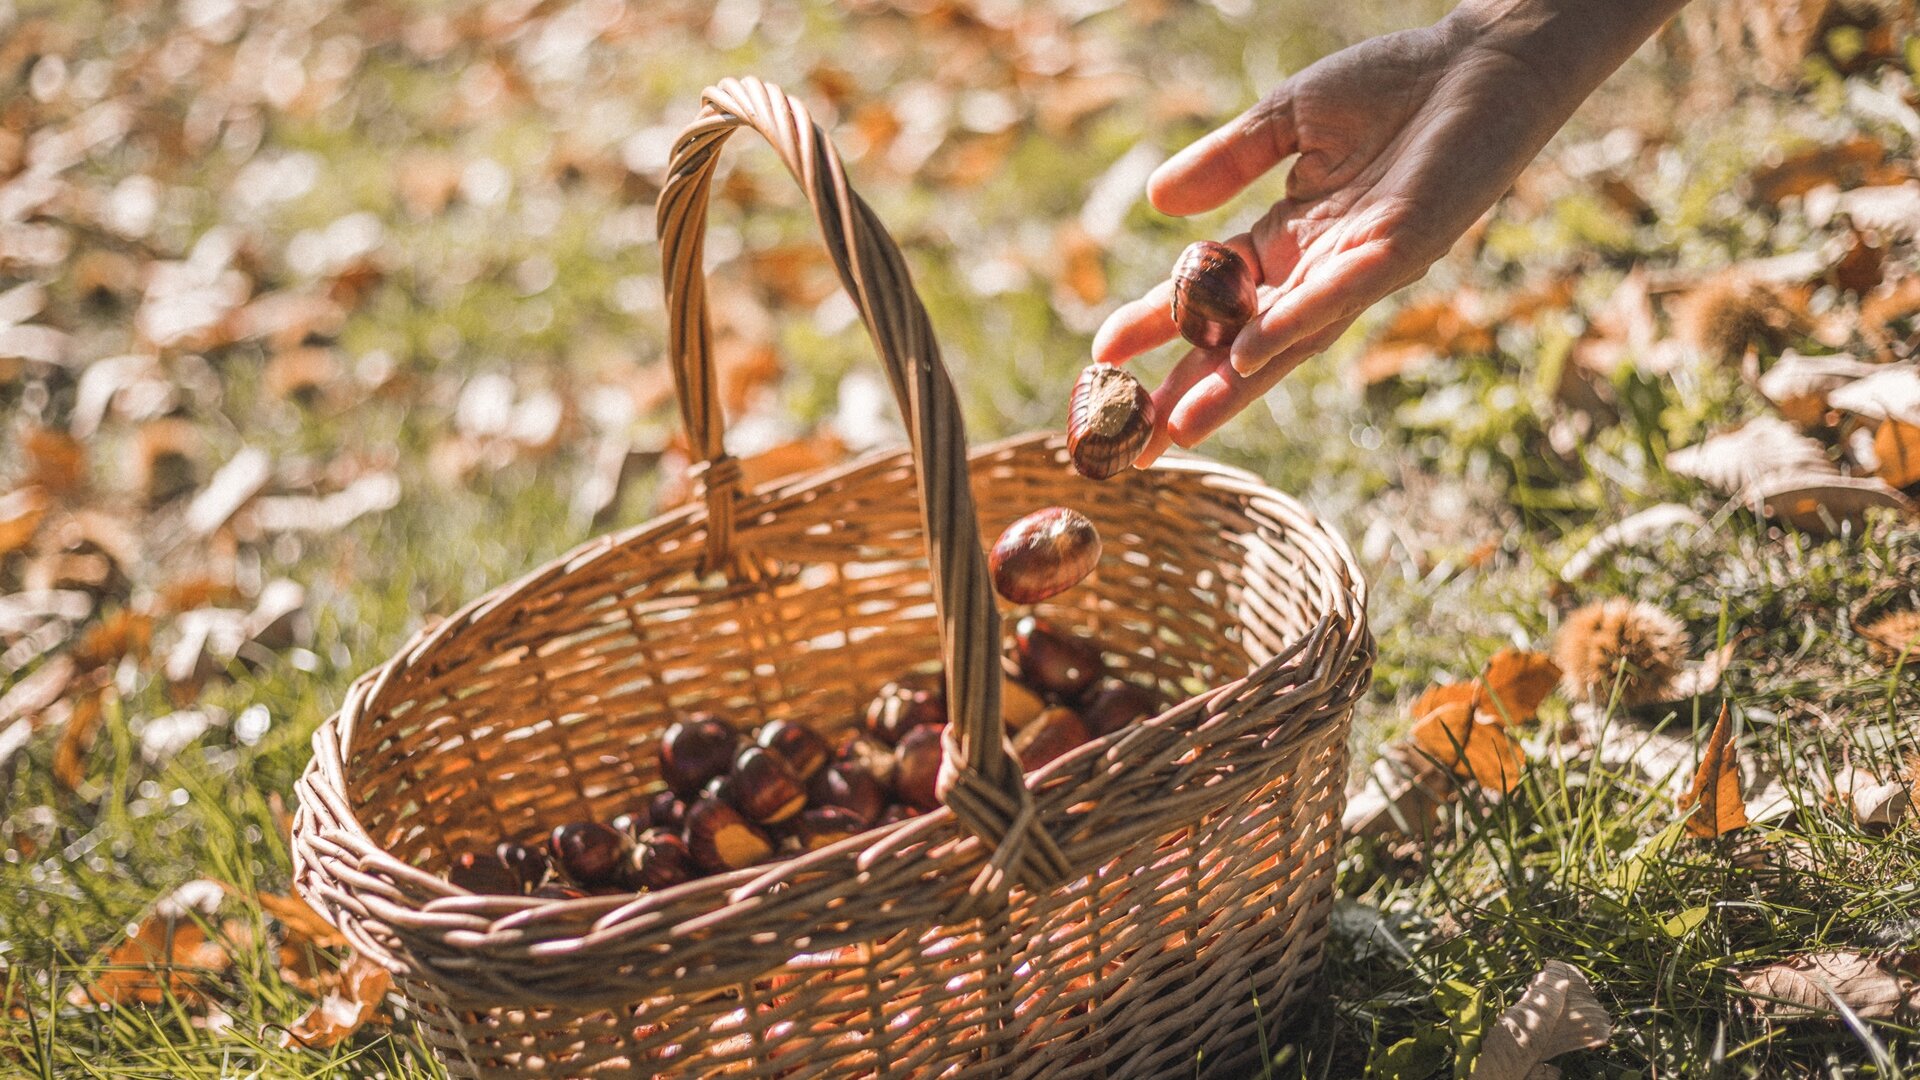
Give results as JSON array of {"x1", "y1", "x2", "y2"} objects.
[{"x1": 292, "y1": 77, "x2": 1372, "y2": 1079}]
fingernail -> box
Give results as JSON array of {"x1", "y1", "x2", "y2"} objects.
[{"x1": 1230, "y1": 350, "x2": 1268, "y2": 377}]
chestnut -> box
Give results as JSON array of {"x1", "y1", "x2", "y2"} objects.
[
  {"x1": 611, "y1": 807, "x2": 652, "y2": 840},
  {"x1": 548, "y1": 822, "x2": 632, "y2": 889},
  {"x1": 1012, "y1": 616, "x2": 1104, "y2": 700},
  {"x1": 1014, "y1": 707, "x2": 1091, "y2": 771},
  {"x1": 1002, "y1": 669, "x2": 1047, "y2": 730},
  {"x1": 1170, "y1": 240, "x2": 1257, "y2": 349},
  {"x1": 836, "y1": 733, "x2": 899, "y2": 789},
  {"x1": 893, "y1": 724, "x2": 946, "y2": 812},
  {"x1": 660, "y1": 715, "x2": 738, "y2": 799},
  {"x1": 865, "y1": 673, "x2": 946, "y2": 746},
  {"x1": 494, "y1": 841, "x2": 549, "y2": 891},
  {"x1": 531, "y1": 883, "x2": 588, "y2": 900},
  {"x1": 807, "y1": 762, "x2": 888, "y2": 825},
  {"x1": 684, "y1": 798, "x2": 776, "y2": 873},
  {"x1": 728, "y1": 746, "x2": 808, "y2": 824},
  {"x1": 876, "y1": 804, "x2": 916, "y2": 826},
  {"x1": 448, "y1": 849, "x2": 523, "y2": 895},
  {"x1": 989, "y1": 507, "x2": 1102, "y2": 605},
  {"x1": 649, "y1": 791, "x2": 688, "y2": 832},
  {"x1": 756, "y1": 720, "x2": 829, "y2": 780},
  {"x1": 1080, "y1": 679, "x2": 1161, "y2": 737},
  {"x1": 624, "y1": 830, "x2": 696, "y2": 891},
  {"x1": 788, "y1": 806, "x2": 866, "y2": 851},
  {"x1": 1067, "y1": 363, "x2": 1155, "y2": 480}
]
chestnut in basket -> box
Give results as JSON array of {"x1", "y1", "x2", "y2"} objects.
[
  {"x1": 989, "y1": 507, "x2": 1102, "y2": 605},
  {"x1": 1012, "y1": 616, "x2": 1104, "y2": 700},
  {"x1": 625, "y1": 831, "x2": 696, "y2": 891},
  {"x1": 495, "y1": 841, "x2": 550, "y2": 892},
  {"x1": 1067, "y1": 363, "x2": 1155, "y2": 481},
  {"x1": 865, "y1": 673, "x2": 946, "y2": 746},
  {"x1": 893, "y1": 724, "x2": 946, "y2": 812},
  {"x1": 685, "y1": 798, "x2": 776, "y2": 873},
  {"x1": 837, "y1": 733, "x2": 899, "y2": 789},
  {"x1": 549, "y1": 822, "x2": 632, "y2": 889},
  {"x1": 757, "y1": 720, "x2": 829, "y2": 780},
  {"x1": 789, "y1": 806, "x2": 866, "y2": 851},
  {"x1": 1171, "y1": 240, "x2": 1257, "y2": 349},
  {"x1": 660, "y1": 715, "x2": 738, "y2": 799},
  {"x1": 1014, "y1": 707, "x2": 1092, "y2": 771},
  {"x1": 532, "y1": 883, "x2": 588, "y2": 901},
  {"x1": 1080, "y1": 679, "x2": 1161, "y2": 737},
  {"x1": 1002, "y1": 668, "x2": 1047, "y2": 730},
  {"x1": 877, "y1": 803, "x2": 916, "y2": 827},
  {"x1": 808, "y1": 762, "x2": 888, "y2": 825},
  {"x1": 448, "y1": 849, "x2": 524, "y2": 895},
  {"x1": 611, "y1": 806, "x2": 652, "y2": 840},
  {"x1": 649, "y1": 790, "x2": 688, "y2": 832},
  {"x1": 729, "y1": 746, "x2": 808, "y2": 825}
]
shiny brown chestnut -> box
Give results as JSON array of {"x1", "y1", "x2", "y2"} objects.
[
  {"x1": 728, "y1": 746, "x2": 808, "y2": 824},
  {"x1": 610, "y1": 806, "x2": 652, "y2": 840},
  {"x1": 1079, "y1": 679, "x2": 1161, "y2": 737},
  {"x1": 1002, "y1": 667, "x2": 1047, "y2": 731},
  {"x1": 448, "y1": 849, "x2": 523, "y2": 895},
  {"x1": 989, "y1": 507, "x2": 1102, "y2": 605},
  {"x1": 1171, "y1": 240, "x2": 1257, "y2": 349},
  {"x1": 495, "y1": 841, "x2": 549, "y2": 891},
  {"x1": 756, "y1": 720, "x2": 829, "y2": 780},
  {"x1": 789, "y1": 806, "x2": 866, "y2": 851},
  {"x1": 1067, "y1": 363, "x2": 1155, "y2": 480},
  {"x1": 660, "y1": 715, "x2": 738, "y2": 799},
  {"x1": 1012, "y1": 615, "x2": 1104, "y2": 700},
  {"x1": 548, "y1": 822, "x2": 632, "y2": 889},
  {"x1": 836, "y1": 733, "x2": 899, "y2": 789},
  {"x1": 1014, "y1": 706, "x2": 1091, "y2": 771},
  {"x1": 649, "y1": 790, "x2": 688, "y2": 832},
  {"x1": 624, "y1": 830, "x2": 696, "y2": 891},
  {"x1": 684, "y1": 798, "x2": 777, "y2": 873},
  {"x1": 893, "y1": 724, "x2": 946, "y2": 812},
  {"x1": 865, "y1": 673, "x2": 946, "y2": 746},
  {"x1": 807, "y1": 761, "x2": 889, "y2": 825}
]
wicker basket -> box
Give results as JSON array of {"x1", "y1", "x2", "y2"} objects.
[{"x1": 291, "y1": 77, "x2": 1372, "y2": 1079}]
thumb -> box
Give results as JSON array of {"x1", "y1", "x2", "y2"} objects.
[{"x1": 1148, "y1": 89, "x2": 1298, "y2": 217}]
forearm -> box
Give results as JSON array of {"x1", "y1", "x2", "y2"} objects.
[{"x1": 1441, "y1": 0, "x2": 1692, "y2": 116}]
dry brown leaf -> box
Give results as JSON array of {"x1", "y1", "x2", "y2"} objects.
[
  {"x1": 23, "y1": 426, "x2": 87, "y2": 496},
  {"x1": 132, "y1": 418, "x2": 199, "y2": 506},
  {"x1": 1471, "y1": 961, "x2": 1613, "y2": 1080},
  {"x1": 1824, "y1": 766, "x2": 1911, "y2": 828},
  {"x1": 1828, "y1": 365, "x2": 1920, "y2": 425},
  {"x1": 1479, "y1": 649, "x2": 1562, "y2": 726},
  {"x1": 1756, "y1": 473, "x2": 1915, "y2": 534},
  {"x1": 281, "y1": 951, "x2": 391, "y2": 1050},
  {"x1": 1667, "y1": 416, "x2": 1835, "y2": 496},
  {"x1": 1739, "y1": 951, "x2": 1920, "y2": 1021},
  {"x1": 71, "y1": 609, "x2": 153, "y2": 670},
  {"x1": 68, "y1": 880, "x2": 232, "y2": 1007},
  {"x1": 1680, "y1": 704, "x2": 1747, "y2": 838},
  {"x1": 1862, "y1": 277, "x2": 1920, "y2": 342},
  {"x1": 0, "y1": 485, "x2": 49, "y2": 556},
  {"x1": 1749, "y1": 135, "x2": 1891, "y2": 204},
  {"x1": 1054, "y1": 223, "x2": 1107, "y2": 306},
  {"x1": 1873, "y1": 420, "x2": 1920, "y2": 488},
  {"x1": 51, "y1": 687, "x2": 104, "y2": 792},
  {"x1": 263, "y1": 347, "x2": 339, "y2": 404},
  {"x1": 1411, "y1": 682, "x2": 1527, "y2": 793},
  {"x1": 1355, "y1": 341, "x2": 1441, "y2": 387},
  {"x1": 1342, "y1": 742, "x2": 1458, "y2": 841},
  {"x1": 1829, "y1": 227, "x2": 1885, "y2": 294},
  {"x1": 258, "y1": 892, "x2": 343, "y2": 952},
  {"x1": 1754, "y1": 351, "x2": 1882, "y2": 428}
]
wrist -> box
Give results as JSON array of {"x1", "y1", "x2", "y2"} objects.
[{"x1": 1438, "y1": 0, "x2": 1689, "y2": 112}]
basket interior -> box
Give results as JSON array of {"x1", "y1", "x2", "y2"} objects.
[{"x1": 341, "y1": 436, "x2": 1330, "y2": 871}]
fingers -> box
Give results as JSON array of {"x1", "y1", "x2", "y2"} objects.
[
  {"x1": 1092, "y1": 233, "x2": 1261, "y2": 366},
  {"x1": 1148, "y1": 90, "x2": 1298, "y2": 218},
  {"x1": 1134, "y1": 344, "x2": 1224, "y2": 468},
  {"x1": 1228, "y1": 238, "x2": 1404, "y2": 377},
  {"x1": 1166, "y1": 318, "x2": 1353, "y2": 448}
]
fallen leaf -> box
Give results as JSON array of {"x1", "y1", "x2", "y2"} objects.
[
  {"x1": 1749, "y1": 136, "x2": 1890, "y2": 204},
  {"x1": 1559, "y1": 504, "x2": 1707, "y2": 583},
  {"x1": 1739, "y1": 951, "x2": 1920, "y2": 1022},
  {"x1": 1479, "y1": 649, "x2": 1563, "y2": 726},
  {"x1": 1827, "y1": 365, "x2": 1920, "y2": 425},
  {"x1": 1668, "y1": 416, "x2": 1835, "y2": 496},
  {"x1": 68, "y1": 880, "x2": 233, "y2": 1007},
  {"x1": 1680, "y1": 704, "x2": 1747, "y2": 838},
  {"x1": 1834, "y1": 183, "x2": 1920, "y2": 240},
  {"x1": 51, "y1": 687, "x2": 104, "y2": 791},
  {"x1": 1342, "y1": 743, "x2": 1458, "y2": 841},
  {"x1": 1823, "y1": 766, "x2": 1911, "y2": 829},
  {"x1": 1828, "y1": 227, "x2": 1885, "y2": 294},
  {"x1": 1411, "y1": 683, "x2": 1527, "y2": 793},
  {"x1": 23, "y1": 427, "x2": 87, "y2": 496},
  {"x1": 71, "y1": 609, "x2": 153, "y2": 670},
  {"x1": 0, "y1": 486, "x2": 49, "y2": 556},
  {"x1": 1756, "y1": 473, "x2": 1915, "y2": 535},
  {"x1": 1471, "y1": 961, "x2": 1613, "y2": 1080},
  {"x1": 280, "y1": 951, "x2": 391, "y2": 1050},
  {"x1": 1873, "y1": 420, "x2": 1920, "y2": 488},
  {"x1": 258, "y1": 892, "x2": 343, "y2": 952},
  {"x1": 1754, "y1": 351, "x2": 1883, "y2": 428}
]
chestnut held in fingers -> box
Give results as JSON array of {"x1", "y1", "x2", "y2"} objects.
[
  {"x1": 808, "y1": 762, "x2": 888, "y2": 825},
  {"x1": 624, "y1": 830, "x2": 696, "y2": 891},
  {"x1": 893, "y1": 724, "x2": 946, "y2": 812},
  {"x1": 789, "y1": 806, "x2": 866, "y2": 851},
  {"x1": 1171, "y1": 240, "x2": 1257, "y2": 349},
  {"x1": 685, "y1": 798, "x2": 777, "y2": 873},
  {"x1": 548, "y1": 822, "x2": 632, "y2": 889},
  {"x1": 660, "y1": 715, "x2": 737, "y2": 799},
  {"x1": 757, "y1": 720, "x2": 829, "y2": 780},
  {"x1": 495, "y1": 841, "x2": 550, "y2": 892},
  {"x1": 448, "y1": 849, "x2": 523, "y2": 895},
  {"x1": 1014, "y1": 706, "x2": 1092, "y2": 771},
  {"x1": 865, "y1": 673, "x2": 946, "y2": 746},
  {"x1": 1080, "y1": 679, "x2": 1161, "y2": 737},
  {"x1": 1012, "y1": 616, "x2": 1104, "y2": 700},
  {"x1": 1067, "y1": 364, "x2": 1155, "y2": 480},
  {"x1": 989, "y1": 507, "x2": 1102, "y2": 605},
  {"x1": 729, "y1": 746, "x2": 808, "y2": 825}
]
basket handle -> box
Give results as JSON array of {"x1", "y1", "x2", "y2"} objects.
[{"x1": 657, "y1": 77, "x2": 1070, "y2": 904}]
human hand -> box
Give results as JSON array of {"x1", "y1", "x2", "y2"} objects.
[{"x1": 1095, "y1": 10, "x2": 1624, "y2": 464}]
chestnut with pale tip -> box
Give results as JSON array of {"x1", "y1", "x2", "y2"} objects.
[
  {"x1": 494, "y1": 841, "x2": 549, "y2": 891},
  {"x1": 624, "y1": 830, "x2": 696, "y2": 891},
  {"x1": 659, "y1": 715, "x2": 737, "y2": 799},
  {"x1": 1067, "y1": 363, "x2": 1155, "y2": 480},
  {"x1": 864, "y1": 673, "x2": 946, "y2": 746},
  {"x1": 548, "y1": 822, "x2": 632, "y2": 889},
  {"x1": 807, "y1": 761, "x2": 888, "y2": 825},
  {"x1": 1171, "y1": 240, "x2": 1257, "y2": 349},
  {"x1": 757, "y1": 719, "x2": 829, "y2": 780},
  {"x1": 789, "y1": 806, "x2": 866, "y2": 851},
  {"x1": 990, "y1": 507, "x2": 1102, "y2": 605},
  {"x1": 728, "y1": 745, "x2": 808, "y2": 824},
  {"x1": 1012, "y1": 615, "x2": 1104, "y2": 699},
  {"x1": 684, "y1": 798, "x2": 777, "y2": 873}
]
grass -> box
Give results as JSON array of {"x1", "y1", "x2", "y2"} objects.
[{"x1": 3, "y1": 0, "x2": 1919, "y2": 1076}]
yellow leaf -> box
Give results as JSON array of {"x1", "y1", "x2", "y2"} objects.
[
  {"x1": 1874, "y1": 419, "x2": 1920, "y2": 489},
  {"x1": 1411, "y1": 683, "x2": 1526, "y2": 793},
  {"x1": 1679, "y1": 703, "x2": 1747, "y2": 838},
  {"x1": 68, "y1": 881, "x2": 232, "y2": 1007},
  {"x1": 1479, "y1": 649, "x2": 1562, "y2": 726}
]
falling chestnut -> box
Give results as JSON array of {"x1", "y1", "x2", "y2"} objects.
[
  {"x1": 757, "y1": 720, "x2": 830, "y2": 780},
  {"x1": 1171, "y1": 240, "x2": 1257, "y2": 349},
  {"x1": 548, "y1": 822, "x2": 633, "y2": 889},
  {"x1": 495, "y1": 841, "x2": 550, "y2": 892},
  {"x1": 865, "y1": 673, "x2": 946, "y2": 746},
  {"x1": 660, "y1": 715, "x2": 738, "y2": 799},
  {"x1": 1080, "y1": 679, "x2": 1161, "y2": 737},
  {"x1": 624, "y1": 831, "x2": 696, "y2": 891},
  {"x1": 1014, "y1": 706, "x2": 1092, "y2": 771},
  {"x1": 989, "y1": 507, "x2": 1102, "y2": 605},
  {"x1": 1067, "y1": 363, "x2": 1155, "y2": 480},
  {"x1": 685, "y1": 798, "x2": 777, "y2": 873},
  {"x1": 728, "y1": 746, "x2": 808, "y2": 825},
  {"x1": 893, "y1": 724, "x2": 946, "y2": 812},
  {"x1": 448, "y1": 849, "x2": 524, "y2": 895},
  {"x1": 1012, "y1": 615, "x2": 1105, "y2": 700}
]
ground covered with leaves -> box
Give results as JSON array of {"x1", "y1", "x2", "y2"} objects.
[{"x1": 3, "y1": 0, "x2": 1919, "y2": 1077}]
